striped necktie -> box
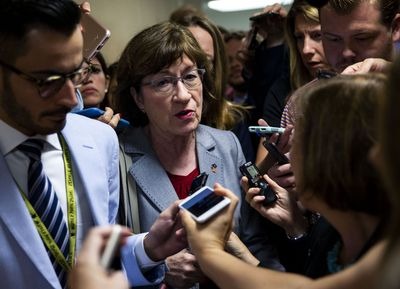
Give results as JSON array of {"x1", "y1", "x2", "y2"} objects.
[{"x1": 18, "y1": 139, "x2": 70, "y2": 288}]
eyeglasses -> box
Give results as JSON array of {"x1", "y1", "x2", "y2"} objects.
[
  {"x1": 142, "y1": 68, "x2": 205, "y2": 95},
  {"x1": 0, "y1": 59, "x2": 90, "y2": 98},
  {"x1": 85, "y1": 63, "x2": 103, "y2": 75}
]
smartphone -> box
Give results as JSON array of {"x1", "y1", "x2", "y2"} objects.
[
  {"x1": 249, "y1": 126, "x2": 284, "y2": 137},
  {"x1": 239, "y1": 161, "x2": 277, "y2": 205},
  {"x1": 179, "y1": 186, "x2": 231, "y2": 223},
  {"x1": 81, "y1": 13, "x2": 111, "y2": 61},
  {"x1": 263, "y1": 142, "x2": 289, "y2": 165},
  {"x1": 247, "y1": 26, "x2": 259, "y2": 51},
  {"x1": 74, "y1": 107, "x2": 131, "y2": 129},
  {"x1": 249, "y1": 11, "x2": 280, "y2": 22},
  {"x1": 100, "y1": 225, "x2": 122, "y2": 269},
  {"x1": 188, "y1": 172, "x2": 209, "y2": 195}
]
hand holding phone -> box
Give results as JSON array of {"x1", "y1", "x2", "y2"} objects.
[
  {"x1": 179, "y1": 186, "x2": 231, "y2": 223},
  {"x1": 240, "y1": 161, "x2": 277, "y2": 205},
  {"x1": 100, "y1": 225, "x2": 122, "y2": 269},
  {"x1": 74, "y1": 107, "x2": 130, "y2": 129},
  {"x1": 249, "y1": 126, "x2": 284, "y2": 137}
]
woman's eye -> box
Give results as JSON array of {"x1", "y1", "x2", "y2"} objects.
[
  {"x1": 91, "y1": 67, "x2": 102, "y2": 73},
  {"x1": 184, "y1": 73, "x2": 198, "y2": 81},
  {"x1": 154, "y1": 78, "x2": 171, "y2": 88}
]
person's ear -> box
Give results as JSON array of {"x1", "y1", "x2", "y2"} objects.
[
  {"x1": 391, "y1": 13, "x2": 400, "y2": 43},
  {"x1": 130, "y1": 87, "x2": 145, "y2": 112},
  {"x1": 104, "y1": 75, "x2": 110, "y2": 93}
]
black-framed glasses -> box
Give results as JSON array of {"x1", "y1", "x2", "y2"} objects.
[
  {"x1": 84, "y1": 63, "x2": 103, "y2": 75},
  {"x1": 142, "y1": 68, "x2": 205, "y2": 95},
  {"x1": 0, "y1": 59, "x2": 90, "y2": 98}
]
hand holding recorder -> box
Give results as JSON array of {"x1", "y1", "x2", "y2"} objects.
[{"x1": 240, "y1": 161, "x2": 277, "y2": 205}]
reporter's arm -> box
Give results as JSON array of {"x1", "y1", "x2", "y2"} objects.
[
  {"x1": 182, "y1": 184, "x2": 385, "y2": 289},
  {"x1": 225, "y1": 232, "x2": 260, "y2": 266},
  {"x1": 122, "y1": 201, "x2": 187, "y2": 286}
]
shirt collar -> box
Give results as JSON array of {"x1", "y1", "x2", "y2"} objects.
[{"x1": 0, "y1": 119, "x2": 62, "y2": 156}]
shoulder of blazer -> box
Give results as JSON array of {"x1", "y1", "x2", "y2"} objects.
[
  {"x1": 118, "y1": 126, "x2": 153, "y2": 156},
  {"x1": 196, "y1": 124, "x2": 238, "y2": 150}
]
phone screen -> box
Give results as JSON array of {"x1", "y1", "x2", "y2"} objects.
[{"x1": 181, "y1": 187, "x2": 224, "y2": 217}]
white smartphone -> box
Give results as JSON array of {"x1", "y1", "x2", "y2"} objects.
[
  {"x1": 80, "y1": 13, "x2": 111, "y2": 61},
  {"x1": 100, "y1": 225, "x2": 122, "y2": 269},
  {"x1": 179, "y1": 186, "x2": 231, "y2": 223},
  {"x1": 248, "y1": 126, "x2": 284, "y2": 136}
]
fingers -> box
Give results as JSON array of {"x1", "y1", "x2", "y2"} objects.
[
  {"x1": 341, "y1": 58, "x2": 390, "y2": 74},
  {"x1": 97, "y1": 107, "x2": 121, "y2": 129},
  {"x1": 246, "y1": 188, "x2": 266, "y2": 209},
  {"x1": 77, "y1": 225, "x2": 131, "y2": 264},
  {"x1": 257, "y1": 118, "x2": 269, "y2": 126},
  {"x1": 244, "y1": 186, "x2": 262, "y2": 204},
  {"x1": 108, "y1": 114, "x2": 121, "y2": 129},
  {"x1": 180, "y1": 209, "x2": 196, "y2": 229},
  {"x1": 79, "y1": 1, "x2": 91, "y2": 13},
  {"x1": 267, "y1": 163, "x2": 295, "y2": 188},
  {"x1": 276, "y1": 125, "x2": 293, "y2": 152},
  {"x1": 240, "y1": 176, "x2": 249, "y2": 192},
  {"x1": 163, "y1": 200, "x2": 181, "y2": 220},
  {"x1": 213, "y1": 183, "x2": 239, "y2": 209}
]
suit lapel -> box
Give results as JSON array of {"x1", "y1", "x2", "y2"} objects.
[
  {"x1": 121, "y1": 127, "x2": 178, "y2": 213},
  {"x1": 196, "y1": 125, "x2": 224, "y2": 187},
  {"x1": 0, "y1": 156, "x2": 60, "y2": 287},
  {"x1": 131, "y1": 154, "x2": 178, "y2": 212},
  {"x1": 61, "y1": 122, "x2": 109, "y2": 226},
  {"x1": 121, "y1": 126, "x2": 225, "y2": 213}
]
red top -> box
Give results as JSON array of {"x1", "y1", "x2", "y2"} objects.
[{"x1": 167, "y1": 167, "x2": 200, "y2": 199}]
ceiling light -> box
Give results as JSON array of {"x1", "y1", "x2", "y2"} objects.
[{"x1": 207, "y1": 0, "x2": 293, "y2": 12}]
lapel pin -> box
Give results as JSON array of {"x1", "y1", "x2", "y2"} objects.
[{"x1": 211, "y1": 163, "x2": 217, "y2": 173}]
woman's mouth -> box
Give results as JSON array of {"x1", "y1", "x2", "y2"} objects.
[{"x1": 175, "y1": 110, "x2": 195, "y2": 120}]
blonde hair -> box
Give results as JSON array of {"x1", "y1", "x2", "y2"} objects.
[{"x1": 285, "y1": 0, "x2": 320, "y2": 90}]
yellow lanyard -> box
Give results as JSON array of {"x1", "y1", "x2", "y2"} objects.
[{"x1": 19, "y1": 134, "x2": 77, "y2": 271}]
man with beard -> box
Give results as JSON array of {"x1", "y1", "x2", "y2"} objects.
[{"x1": 0, "y1": 1, "x2": 186, "y2": 289}]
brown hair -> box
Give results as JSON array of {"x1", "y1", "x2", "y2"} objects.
[
  {"x1": 286, "y1": 0, "x2": 321, "y2": 90},
  {"x1": 377, "y1": 53, "x2": 400, "y2": 289},
  {"x1": 325, "y1": 0, "x2": 399, "y2": 27},
  {"x1": 114, "y1": 21, "x2": 214, "y2": 126},
  {"x1": 171, "y1": 14, "x2": 248, "y2": 130},
  {"x1": 380, "y1": 55, "x2": 400, "y2": 241},
  {"x1": 294, "y1": 74, "x2": 389, "y2": 216}
]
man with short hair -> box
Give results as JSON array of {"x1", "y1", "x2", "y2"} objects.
[
  {"x1": 320, "y1": 0, "x2": 400, "y2": 72},
  {"x1": 279, "y1": 0, "x2": 400, "y2": 128},
  {"x1": 0, "y1": 1, "x2": 185, "y2": 289}
]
